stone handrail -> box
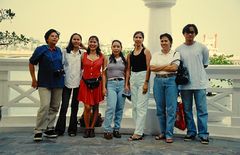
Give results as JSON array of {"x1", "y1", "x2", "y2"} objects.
[{"x1": 0, "y1": 58, "x2": 240, "y2": 137}]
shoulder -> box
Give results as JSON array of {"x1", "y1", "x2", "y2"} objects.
[
  {"x1": 171, "y1": 50, "x2": 180, "y2": 58},
  {"x1": 61, "y1": 48, "x2": 67, "y2": 54},
  {"x1": 152, "y1": 51, "x2": 160, "y2": 57},
  {"x1": 175, "y1": 44, "x2": 185, "y2": 52},
  {"x1": 56, "y1": 46, "x2": 61, "y2": 51},
  {"x1": 35, "y1": 45, "x2": 46, "y2": 52},
  {"x1": 195, "y1": 42, "x2": 209, "y2": 51},
  {"x1": 144, "y1": 48, "x2": 151, "y2": 56}
]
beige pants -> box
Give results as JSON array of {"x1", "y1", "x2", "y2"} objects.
[{"x1": 35, "y1": 87, "x2": 63, "y2": 133}]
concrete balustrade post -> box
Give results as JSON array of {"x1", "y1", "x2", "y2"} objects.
[
  {"x1": 0, "y1": 71, "x2": 10, "y2": 120},
  {"x1": 231, "y1": 79, "x2": 240, "y2": 126}
]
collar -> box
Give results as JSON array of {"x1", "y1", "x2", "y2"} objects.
[{"x1": 47, "y1": 45, "x2": 56, "y2": 51}]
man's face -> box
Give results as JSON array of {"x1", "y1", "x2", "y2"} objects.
[{"x1": 184, "y1": 26, "x2": 196, "y2": 42}]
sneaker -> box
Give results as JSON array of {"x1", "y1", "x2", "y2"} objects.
[
  {"x1": 33, "y1": 133, "x2": 43, "y2": 141},
  {"x1": 184, "y1": 135, "x2": 195, "y2": 141},
  {"x1": 200, "y1": 137, "x2": 209, "y2": 144},
  {"x1": 44, "y1": 130, "x2": 57, "y2": 138},
  {"x1": 113, "y1": 130, "x2": 121, "y2": 138},
  {"x1": 104, "y1": 132, "x2": 113, "y2": 140}
]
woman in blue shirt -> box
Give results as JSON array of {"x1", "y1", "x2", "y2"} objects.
[{"x1": 29, "y1": 29, "x2": 64, "y2": 141}]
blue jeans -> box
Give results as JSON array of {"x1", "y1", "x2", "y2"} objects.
[
  {"x1": 55, "y1": 86, "x2": 79, "y2": 134},
  {"x1": 180, "y1": 89, "x2": 209, "y2": 139},
  {"x1": 103, "y1": 80, "x2": 125, "y2": 132},
  {"x1": 153, "y1": 76, "x2": 178, "y2": 138}
]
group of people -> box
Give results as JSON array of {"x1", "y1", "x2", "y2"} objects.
[{"x1": 29, "y1": 24, "x2": 209, "y2": 145}]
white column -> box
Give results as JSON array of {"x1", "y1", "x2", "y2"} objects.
[{"x1": 143, "y1": 0, "x2": 176, "y2": 53}]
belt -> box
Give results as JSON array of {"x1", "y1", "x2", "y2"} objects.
[
  {"x1": 156, "y1": 73, "x2": 176, "y2": 78},
  {"x1": 108, "y1": 78, "x2": 124, "y2": 81}
]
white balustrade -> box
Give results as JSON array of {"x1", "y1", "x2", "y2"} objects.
[{"x1": 0, "y1": 59, "x2": 240, "y2": 137}]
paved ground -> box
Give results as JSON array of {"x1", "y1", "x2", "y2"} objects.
[{"x1": 0, "y1": 128, "x2": 240, "y2": 155}]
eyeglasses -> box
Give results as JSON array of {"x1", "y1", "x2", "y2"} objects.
[{"x1": 186, "y1": 31, "x2": 195, "y2": 34}]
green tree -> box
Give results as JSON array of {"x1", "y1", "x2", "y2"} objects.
[{"x1": 0, "y1": 9, "x2": 29, "y2": 46}]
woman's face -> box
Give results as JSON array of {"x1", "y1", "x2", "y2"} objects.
[
  {"x1": 71, "y1": 35, "x2": 82, "y2": 48},
  {"x1": 133, "y1": 33, "x2": 144, "y2": 47},
  {"x1": 88, "y1": 37, "x2": 98, "y2": 51},
  {"x1": 160, "y1": 36, "x2": 171, "y2": 51},
  {"x1": 111, "y1": 41, "x2": 122, "y2": 57},
  {"x1": 47, "y1": 32, "x2": 59, "y2": 45}
]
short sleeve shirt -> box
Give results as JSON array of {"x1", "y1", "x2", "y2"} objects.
[
  {"x1": 29, "y1": 45, "x2": 64, "y2": 88},
  {"x1": 150, "y1": 49, "x2": 180, "y2": 75},
  {"x1": 176, "y1": 42, "x2": 209, "y2": 90}
]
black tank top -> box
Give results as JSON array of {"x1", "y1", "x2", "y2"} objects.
[{"x1": 130, "y1": 48, "x2": 147, "y2": 72}]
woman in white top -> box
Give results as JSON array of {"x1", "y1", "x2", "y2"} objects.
[
  {"x1": 55, "y1": 33, "x2": 85, "y2": 136},
  {"x1": 150, "y1": 33, "x2": 179, "y2": 143}
]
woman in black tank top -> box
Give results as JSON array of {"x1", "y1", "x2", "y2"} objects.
[{"x1": 125, "y1": 31, "x2": 151, "y2": 140}]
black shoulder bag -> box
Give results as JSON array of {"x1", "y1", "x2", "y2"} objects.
[{"x1": 174, "y1": 59, "x2": 189, "y2": 85}]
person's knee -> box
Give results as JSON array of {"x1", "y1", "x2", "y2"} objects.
[{"x1": 84, "y1": 105, "x2": 91, "y2": 113}]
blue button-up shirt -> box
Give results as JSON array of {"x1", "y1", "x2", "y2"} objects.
[{"x1": 29, "y1": 45, "x2": 64, "y2": 88}]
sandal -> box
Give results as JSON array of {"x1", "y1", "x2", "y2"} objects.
[
  {"x1": 166, "y1": 138, "x2": 173, "y2": 143},
  {"x1": 155, "y1": 134, "x2": 165, "y2": 140},
  {"x1": 128, "y1": 135, "x2": 143, "y2": 141}
]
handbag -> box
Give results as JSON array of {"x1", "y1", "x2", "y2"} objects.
[
  {"x1": 78, "y1": 113, "x2": 104, "y2": 127},
  {"x1": 175, "y1": 101, "x2": 186, "y2": 130},
  {"x1": 175, "y1": 60, "x2": 189, "y2": 85},
  {"x1": 82, "y1": 76, "x2": 102, "y2": 89}
]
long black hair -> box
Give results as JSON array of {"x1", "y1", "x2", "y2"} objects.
[
  {"x1": 86, "y1": 35, "x2": 101, "y2": 56},
  {"x1": 109, "y1": 40, "x2": 126, "y2": 66},
  {"x1": 66, "y1": 33, "x2": 82, "y2": 53}
]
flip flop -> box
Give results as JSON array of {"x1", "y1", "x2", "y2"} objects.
[
  {"x1": 155, "y1": 134, "x2": 165, "y2": 140},
  {"x1": 128, "y1": 135, "x2": 143, "y2": 141}
]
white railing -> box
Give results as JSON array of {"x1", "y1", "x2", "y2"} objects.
[{"x1": 0, "y1": 58, "x2": 240, "y2": 137}]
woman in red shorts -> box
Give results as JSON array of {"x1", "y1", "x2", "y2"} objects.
[{"x1": 78, "y1": 35, "x2": 107, "y2": 138}]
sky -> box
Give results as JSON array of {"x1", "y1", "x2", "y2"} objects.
[{"x1": 1, "y1": 0, "x2": 240, "y2": 56}]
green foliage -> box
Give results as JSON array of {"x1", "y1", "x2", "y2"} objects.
[
  {"x1": 209, "y1": 54, "x2": 234, "y2": 65},
  {"x1": 0, "y1": 9, "x2": 29, "y2": 47},
  {"x1": 0, "y1": 31, "x2": 29, "y2": 46},
  {"x1": 209, "y1": 54, "x2": 234, "y2": 87}
]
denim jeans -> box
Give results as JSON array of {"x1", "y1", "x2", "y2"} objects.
[
  {"x1": 103, "y1": 80, "x2": 125, "y2": 132},
  {"x1": 180, "y1": 89, "x2": 209, "y2": 139},
  {"x1": 55, "y1": 86, "x2": 79, "y2": 134},
  {"x1": 153, "y1": 76, "x2": 178, "y2": 138},
  {"x1": 130, "y1": 71, "x2": 149, "y2": 135}
]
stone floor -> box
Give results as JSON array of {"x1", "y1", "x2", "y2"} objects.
[{"x1": 0, "y1": 128, "x2": 240, "y2": 155}]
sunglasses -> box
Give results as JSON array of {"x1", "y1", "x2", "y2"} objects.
[{"x1": 186, "y1": 30, "x2": 195, "y2": 34}]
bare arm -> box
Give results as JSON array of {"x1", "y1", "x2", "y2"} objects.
[
  {"x1": 143, "y1": 49, "x2": 151, "y2": 94},
  {"x1": 29, "y1": 63, "x2": 38, "y2": 88},
  {"x1": 150, "y1": 63, "x2": 178, "y2": 72},
  {"x1": 102, "y1": 55, "x2": 108, "y2": 96},
  {"x1": 125, "y1": 54, "x2": 131, "y2": 91}
]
